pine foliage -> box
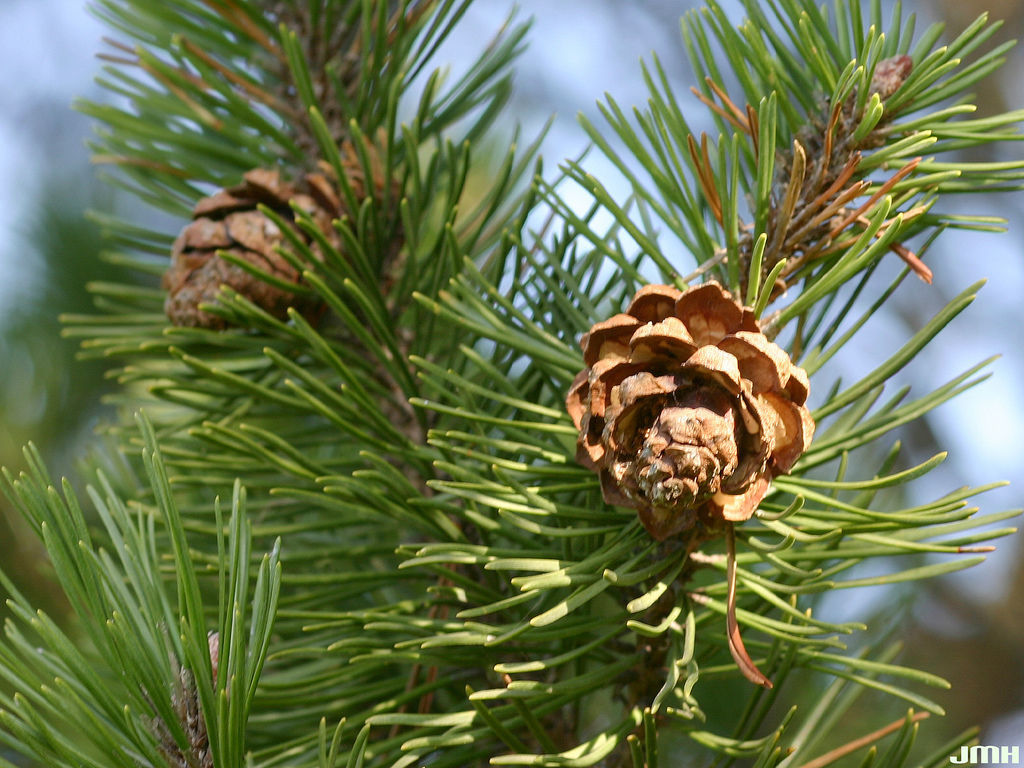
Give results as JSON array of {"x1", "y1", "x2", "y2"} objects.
[{"x1": 1, "y1": 1, "x2": 1022, "y2": 767}]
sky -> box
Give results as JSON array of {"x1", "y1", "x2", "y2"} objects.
[
  {"x1": 1, "y1": 0, "x2": 1022, "y2": 746},
  {"x1": 0, "y1": 0, "x2": 106, "y2": 305}
]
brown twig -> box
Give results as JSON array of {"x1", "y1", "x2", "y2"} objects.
[
  {"x1": 747, "y1": 104, "x2": 761, "y2": 159},
  {"x1": 778, "y1": 158, "x2": 921, "y2": 280},
  {"x1": 178, "y1": 37, "x2": 302, "y2": 120},
  {"x1": 89, "y1": 155, "x2": 192, "y2": 176},
  {"x1": 789, "y1": 179, "x2": 870, "y2": 245},
  {"x1": 796, "y1": 711, "x2": 930, "y2": 768},
  {"x1": 763, "y1": 140, "x2": 807, "y2": 264},
  {"x1": 819, "y1": 101, "x2": 844, "y2": 182},
  {"x1": 136, "y1": 59, "x2": 223, "y2": 129},
  {"x1": 777, "y1": 179, "x2": 871, "y2": 275},
  {"x1": 680, "y1": 248, "x2": 728, "y2": 284},
  {"x1": 827, "y1": 157, "x2": 921, "y2": 238},
  {"x1": 387, "y1": 571, "x2": 455, "y2": 739},
  {"x1": 687, "y1": 133, "x2": 724, "y2": 225},
  {"x1": 97, "y1": 37, "x2": 137, "y2": 65},
  {"x1": 852, "y1": 211, "x2": 934, "y2": 283},
  {"x1": 691, "y1": 78, "x2": 751, "y2": 135},
  {"x1": 732, "y1": 54, "x2": 923, "y2": 300},
  {"x1": 706, "y1": 77, "x2": 751, "y2": 133},
  {"x1": 200, "y1": 0, "x2": 285, "y2": 63},
  {"x1": 802, "y1": 152, "x2": 863, "y2": 223}
]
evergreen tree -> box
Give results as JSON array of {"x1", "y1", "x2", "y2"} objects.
[{"x1": 1, "y1": 1, "x2": 1022, "y2": 766}]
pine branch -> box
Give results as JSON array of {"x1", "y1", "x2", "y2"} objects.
[
  {"x1": 0, "y1": 1, "x2": 1020, "y2": 766},
  {"x1": 0, "y1": 414, "x2": 278, "y2": 767}
]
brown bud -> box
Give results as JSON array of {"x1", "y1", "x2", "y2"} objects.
[
  {"x1": 870, "y1": 55, "x2": 913, "y2": 100},
  {"x1": 567, "y1": 282, "x2": 814, "y2": 540}
]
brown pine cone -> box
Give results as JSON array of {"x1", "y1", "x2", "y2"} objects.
[
  {"x1": 566, "y1": 282, "x2": 814, "y2": 541},
  {"x1": 164, "y1": 138, "x2": 398, "y2": 329},
  {"x1": 162, "y1": 166, "x2": 341, "y2": 328}
]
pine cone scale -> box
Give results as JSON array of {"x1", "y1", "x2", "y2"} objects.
[
  {"x1": 162, "y1": 169, "x2": 337, "y2": 328},
  {"x1": 682, "y1": 345, "x2": 744, "y2": 393},
  {"x1": 758, "y1": 391, "x2": 814, "y2": 472},
  {"x1": 673, "y1": 282, "x2": 749, "y2": 345},
  {"x1": 582, "y1": 313, "x2": 643, "y2": 366},
  {"x1": 223, "y1": 211, "x2": 284, "y2": 255},
  {"x1": 715, "y1": 475, "x2": 771, "y2": 522},
  {"x1": 589, "y1": 359, "x2": 649, "y2": 419},
  {"x1": 192, "y1": 189, "x2": 253, "y2": 218},
  {"x1": 626, "y1": 284, "x2": 683, "y2": 322},
  {"x1": 629, "y1": 316, "x2": 697, "y2": 362},
  {"x1": 305, "y1": 172, "x2": 342, "y2": 214},
  {"x1": 719, "y1": 332, "x2": 789, "y2": 393},
  {"x1": 241, "y1": 168, "x2": 292, "y2": 205},
  {"x1": 179, "y1": 219, "x2": 232, "y2": 251}
]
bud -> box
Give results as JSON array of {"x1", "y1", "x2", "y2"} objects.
[{"x1": 870, "y1": 55, "x2": 913, "y2": 100}]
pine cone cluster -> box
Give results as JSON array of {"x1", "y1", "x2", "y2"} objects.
[
  {"x1": 566, "y1": 282, "x2": 814, "y2": 541},
  {"x1": 163, "y1": 140, "x2": 397, "y2": 329}
]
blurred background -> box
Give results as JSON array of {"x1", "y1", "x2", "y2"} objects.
[{"x1": 0, "y1": 0, "x2": 1021, "y2": 757}]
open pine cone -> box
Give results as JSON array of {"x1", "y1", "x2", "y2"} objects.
[
  {"x1": 163, "y1": 138, "x2": 398, "y2": 329},
  {"x1": 566, "y1": 282, "x2": 814, "y2": 540}
]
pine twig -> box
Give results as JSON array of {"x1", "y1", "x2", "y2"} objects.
[{"x1": 796, "y1": 712, "x2": 930, "y2": 768}]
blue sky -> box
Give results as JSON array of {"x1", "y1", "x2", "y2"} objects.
[{"x1": 0, "y1": 0, "x2": 105, "y2": 304}]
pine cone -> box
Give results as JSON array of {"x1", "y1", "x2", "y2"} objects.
[
  {"x1": 163, "y1": 138, "x2": 398, "y2": 329},
  {"x1": 566, "y1": 282, "x2": 814, "y2": 540},
  {"x1": 162, "y1": 167, "x2": 339, "y2": 328}
]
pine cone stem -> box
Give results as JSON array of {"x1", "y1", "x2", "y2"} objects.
[{"x1": 726, "y1": 523, "x2": 773, "y2": 688}]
